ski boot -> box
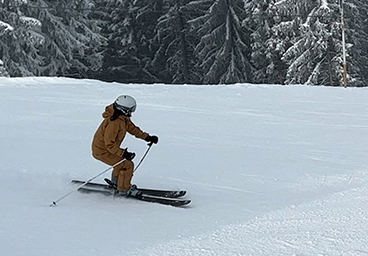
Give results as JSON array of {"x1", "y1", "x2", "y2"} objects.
[
  {"x1": 126, "y1": 185, "x2": 142, "y2": 198},
  {"x1": 114, "y1": 184, "x2": 142, "y2": 198}
]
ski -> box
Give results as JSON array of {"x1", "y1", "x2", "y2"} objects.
[
  {"x1": 71, "y1": 179, "x2": 187, "y2": 198},
  {"x1": 77, "y1": 187, "x2": 191, "y2": 207}
]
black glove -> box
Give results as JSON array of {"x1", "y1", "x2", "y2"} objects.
[
  {"x1": 123, "y1": 148, "x2": 136, "y2": 161},
  {"x1": 145, "y1": 134, "x2": 159, "y2": 144}
]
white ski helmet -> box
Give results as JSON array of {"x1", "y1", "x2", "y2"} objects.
[{"x1": 114, "y1": 95, "x2": 137, "y2": 116}]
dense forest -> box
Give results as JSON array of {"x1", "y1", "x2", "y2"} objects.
[{"x1": 0, "y1": 0, "x2": 367, "y2": 86}]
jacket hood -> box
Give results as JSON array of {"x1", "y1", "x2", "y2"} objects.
[
  {"x1": 102, "y1": 104, "x2": 129, "y2": 120},
  {"x1": 102, "y1": 104, "x2": 114, "y2": 119}
]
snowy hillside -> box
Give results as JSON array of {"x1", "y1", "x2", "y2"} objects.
[{"x1": 1, "y1": 77, "x2": 368, "y2": 255}]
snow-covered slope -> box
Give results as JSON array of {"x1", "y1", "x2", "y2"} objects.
[{"x1": 1, "y1": 77, "x2": 368, "y2": 255}]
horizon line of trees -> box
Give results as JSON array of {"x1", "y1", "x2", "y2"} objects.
[{"x1": 1, "y1": 0, "x2": 368, "y2": 86}]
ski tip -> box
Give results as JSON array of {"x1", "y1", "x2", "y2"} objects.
[
  {"x1": 171, "y1": 199, "x2": 191, "y2": 207},
  {"x1": 174, "y1": 201, "x2": 191, "y2": 207},
  {"x1": 183, "y1": 200, "x2": 191, "y2": 205}
]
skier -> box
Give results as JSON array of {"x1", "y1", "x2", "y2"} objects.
[{"x1": 91, "y1": 95, "x2": 158, "y2": 197}]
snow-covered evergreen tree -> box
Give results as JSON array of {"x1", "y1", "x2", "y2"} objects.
[
  {"x1": 269, "y1": 0, "x2": 368, "y2": 86},
  {"x1": 341, "y1": 0, "x2": 368, "y2": 86},
  {"x1": 186, "y1": 0, "x2": 253, "y2": 84},
  {"x1": 133, "y1": 0, "x2": 167, "y2": 83},
  {"x1": 243, "y1": 0, "x2": 285, "y2": 84},
  {"x1": 0, "y1": 0, "x2": 45, "y2": 76},
  {"x1": 151, "y1": 0, "x2": 200, "y2": 84},
  {"x1": 1, "y1": 0, "x2": 367, "y2": 86},
  {"x1": 0, "y1": 59, "x2": 9, "y2": 77},
  {"x1": 0, "y1": 0, "x2": 104, "y2": 77},
  {"x1": 0, "y1": 19, "x2": 13, "y2": 77},
  {"x1": 99, "y1": 0, "x2": 163, "y2": 83},
  {"x1": 34, "y1": 0, "x2": 104, "y2": 77},
  {"x1": 285, "y1": 1, "x2": 342, "y2": 86}
]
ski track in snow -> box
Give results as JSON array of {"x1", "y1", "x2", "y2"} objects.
[
  {"x1": 1, "y1": 77, "x2": 368, "y2": 255},
  {"x1": 131, "y1": 184, "x2": 368, "y2": 256}
]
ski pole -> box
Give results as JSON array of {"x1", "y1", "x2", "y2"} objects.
[
  {"x1": 50, "y1": 158, "x2": 126, "y2": 207},
  {"x1": 134, "y1": 142, "x2": 153, "y2": 172}
]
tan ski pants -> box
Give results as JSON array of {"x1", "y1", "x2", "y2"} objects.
[{"x1": 92, "y1": 152, "x2": 134, "y2": 191}]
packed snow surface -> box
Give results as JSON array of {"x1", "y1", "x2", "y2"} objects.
[{"x1": 1, "y1": 77, "x2": 368, "y2": 255}]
